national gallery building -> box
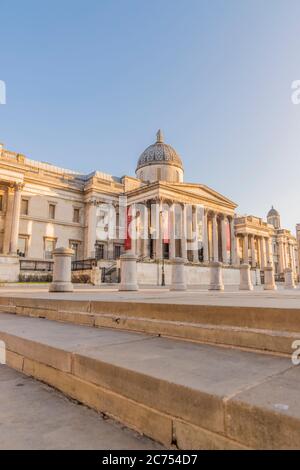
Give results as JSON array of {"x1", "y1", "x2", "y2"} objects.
[{"x1": 0, "y1": 131, "x2": 298, "y2": 284}]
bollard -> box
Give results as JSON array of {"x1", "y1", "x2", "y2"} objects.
[
  {"x1": 170, "y1": 257, "x2": 186, "y2": 291},
  {"x1": 209, "y1": 261, "x2": 224, "y2": 291},
  {"x1": 284, "y1": 268, "x2": 296, "y2": 289},
  {"x1": 49, "y1": 247, "x2": 74, "y2": 292},
  {"x1": 264, "y1": 264, "x2": 277, "y2": 291},
  {"x1": 119, "y1": 253, "x2": 138, "y2": 291},
  {"x1": 239, "y1": 264, "x2": 253, "y2": 291}
]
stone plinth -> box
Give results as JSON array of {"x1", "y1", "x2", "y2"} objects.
[
  {"x1": 170, "y1": 258, "x2": 186, "y2": 291},
  {"x1": 284, "y1": 268, "x2": 296, "y2": 290},
  {"x1": 49, "y1": 247, "x2": 74, "y2": 292},
  {"x1": 209, "y1": 262, "x2": 224, "y2": 291},
  {"x1": 264, "y1": 265, "x2": 277, "y2": 291},
  {"x1": 239, "y1": 264, "x2": 253, "y2": 291},
  {"x1": 119, "y1": 253, "x2": 138, "y2": 291},
  {"x1": 0, "y1": 255, "x2": 20, "y2": 282}
]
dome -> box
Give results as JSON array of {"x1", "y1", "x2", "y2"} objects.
[
  {"x1": 267, "y1": 206, "x2": 280, "y2": 218},
  {"x1": 136, "y1": 130, "x2": 183, "y2": 172}
]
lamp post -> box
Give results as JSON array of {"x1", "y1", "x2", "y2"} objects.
[{"x1": 160, "y1": 210, "x2": 165, "y2": 286}]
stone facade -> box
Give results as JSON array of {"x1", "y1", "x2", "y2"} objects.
[{"x1": 0, "y1": 133, "x2": 298, "y2": 282}]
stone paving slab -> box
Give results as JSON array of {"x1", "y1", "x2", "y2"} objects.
[
  {"x1": 0, "y1": 312, "x2": 299, "y2": 448},
  {"x1": 0, "y1": 284, "x2": 299, "y2": 309},
  {"x1": 0, "y1": 365, "x2": 163, "y2": 450}
]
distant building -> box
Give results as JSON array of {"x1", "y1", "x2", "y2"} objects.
[{"x1": 0, "y1": 132, "x2": 298, "y2": 282}]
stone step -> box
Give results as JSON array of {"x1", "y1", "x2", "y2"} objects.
[
  {"x1": 0, "y1": 296, "x2": 299, "y2": 355},
  {"x1": 0, "y1": 312, "x2": 299, "y2": 449}
]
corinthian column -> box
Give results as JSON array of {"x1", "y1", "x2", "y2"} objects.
[
  {"x1": 85, "y1": 199, "x2": 98, "y2": 258},
  {"x1": 181, "y1": 204, "x2": 187, "y2": 260},
  {"x1": 244, "y1": 234, "x2": 249, "y2": 264},
  {"x1": 203, "y1": 209, "x2": 209, "y2": 263},
  {"x1": 212, "y1": 212, "x2": 219, "y2": 262},
  {"x1": 3, "y1": 184, "x2": 15, "y2": 254},
  {"x1": 10, "y1": 183, "x2": 23, "y2": 255},
  {"x1": 221, "y1": 215, "x2": 228, "y2": 264},
  {"x1": 192, "y1": 205, "x2": 199, "y2": 262},
  {"x1": 250, "y1": 235, "x2": 256, "y2": 268},
  {"x1": 229, "y1": 217, "x2": 237, "y2": 265},
  {"x1": 169, "y1": 203, "x2": 176, "y2": 259}
]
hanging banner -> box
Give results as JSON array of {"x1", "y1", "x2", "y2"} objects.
[
  {"x1": 124, "y1": 206, "x2": 132, "y2": 251},
  {"x1": 162, "y1": 210, "x2": 170, "y2": 244}
]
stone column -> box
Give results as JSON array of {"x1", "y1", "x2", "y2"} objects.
[
  {"x1": 181, "y1": 204, "x2": 187, "y2": 260},
  {"x1": 243, "y1": 234, "x2": 249, "y2": 264},
  {"x1": 239, "y1": 264, "x2": 253, "y2": 291},
  {"x1": 265, "y1": 237, "x2": 273, "y2": 266},
  {"x1": 192, "y1": 205, "x2": 198, "y2": 262},
  {"x1": 209, "y1": 261, "x2": 224, "y2": 291},
  {"x1": 230, "y1": 217, "x2": 237, "y2": 265},
  {"x1": 169, "y1": 204, "x2": 176, "y2": 259},
  {"x1": 221, "y1": 215, "x2": 228, "y2": 264},
  {"x1": 170, "y1": 257, "x2": 186, "y2": 291},
  {"x1": 119, "y1": 253, "x2": 138, "y2": 291},
  {"x1": 278, "y1": 238, "x2": 285, "y2": 274},
  {"x1": 264, "y1": 265, "x2": 277, "y2": 290},
  {"x1": 85, "y1": 199, "x2": 98, "y2": 258},
  {"x1": 3, "y1": 185, "x2": 15, "y2": 254},
  {"x1": 212, "y1": 213, "x2": 219, "y2": 262},
  {"x1": 10, "y1": 183, "x2": 23, "y2": 255},
  {"x1": 259, "y1": 237, "x2": 266, "y2": 270},
  {"x1": 155, "y1": 200, "x2": 162, "y2": 260},
  {"x1": 284, "y1": 267, "x2": 296, "y2": 289},
  {"x1": 250, "y1": 235, "x2": 256, "y2": 268},
  {"x1": 49, "y1": 247, "x2": 74, "y2": 292},
  {"x1": 203, "y1": 209, "x2": 209, "y2": 263}
]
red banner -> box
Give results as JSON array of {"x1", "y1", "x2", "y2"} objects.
[{"x1": 125, "y1": 206, "x2": 132, "y2": 251}]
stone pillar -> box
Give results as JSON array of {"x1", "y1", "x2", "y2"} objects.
[
  {"x1": 221, "y1": 215, "x2": 228, "y2": 264},
  {"x1": 49, "y1": 247, "x2": 74, "y2": 292},
  {"x1": 10, "y1": 183, "x2": 23, "y2": 255},
  {"x1": 259, "y1": 237, "x2": 266, "y2": 270},
  {"x1": 209, "y1": 261, "x2": 224, "y2": 291},
  {"x1": 239, "y1": 263, "x2": 253, "y2": 291},
  {"x1": 169, "y1": 204, "x2": 176, "y2": 259},
  {"x1": 284, "y1": 267, "x2": 296, "y2": 289},
  {"x1": 181, "y1": 204, "x2": 187, "y2": 260},
  {"x1": 203, "y1": 209, "x2": 209, "y2": 263},
  {"x1": 264, "y1": 265, "x2": 277, "y2": 291},
  {"x1": 265, "y1": 237, "x2": 273, "y2": 266},
  {"x1": 85, "y1": 200, "x2": 98, "y2": 258},
  {"x1": 170, "y1": 257, "x2": 186, "y2": 291},
  {"x1": 212, "y1": 213, "x2": 219, "y2": 262},
  {"x1": 243, "y1": 235, "x2": 249, "y2": 264},
  {"x1": 119, "y1": 253, "x2": 138, "y2": 291},
  {"x1": 3, "y1": 185, "x2": 15, "y2": 254},
  {"x1": 192, "y1": 206, "x2": 198, "y2": 262},
  {"x1": 230, "y1": 217, "x2": 237, "y2": 265},
  {"x1": 278, "y1": 238, "x2": 285, "y2": 274},
  {"x1": 250, "y1": 235, "x2": 256, "y2": 268},
  {"x1": 155, "y1": 200, "x2": 162, "y2": 260}
]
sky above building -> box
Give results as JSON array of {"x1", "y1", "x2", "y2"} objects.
[{"x1": 0, "y1": 0, "x2": 299, "y2": 232}]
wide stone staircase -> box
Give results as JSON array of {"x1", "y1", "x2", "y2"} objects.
[{"x1": 0, "y1": 296, "x2": 299, "y2": 449}]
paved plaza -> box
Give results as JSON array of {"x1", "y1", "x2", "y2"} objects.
[{"x1": 0, "y1": 283, "x2": 299, "y2": 309}]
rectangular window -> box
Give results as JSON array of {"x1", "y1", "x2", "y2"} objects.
[
  {"x1": 49, "y1": 204, "x2": 56, "y2": 220},
  {"x1": 114, "y1": 245, "x2": 121, "y2": 259},
  {"x1": 17, "y1": 237, "x2": 27, "y2": 257},
  {"x1": 44, "y1": 239, "x2": 56, "y2": 259},
  {"x1": 69, "y1": 241, "x2": 80, "y2": 260},
  {"x1": 73, "y1": 208, "x2": 80, "y2": 223},
  {"x1": 95, "y1": 244, "x2": 104, "y2": 260},
  {"x1": 21, "y1": 199, "x2": 29, "y2": 216}
]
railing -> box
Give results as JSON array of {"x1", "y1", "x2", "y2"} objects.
[
  {"x1": 71, "y1": 259, "x2": 97, "y2": 271},
  {"x1": 20, "y1": 260, "x2": 53, "y2": 272}
]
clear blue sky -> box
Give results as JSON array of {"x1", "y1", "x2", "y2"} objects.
[{"x1": 1, "y1": 0, "x2": 299, "y2": 231}]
